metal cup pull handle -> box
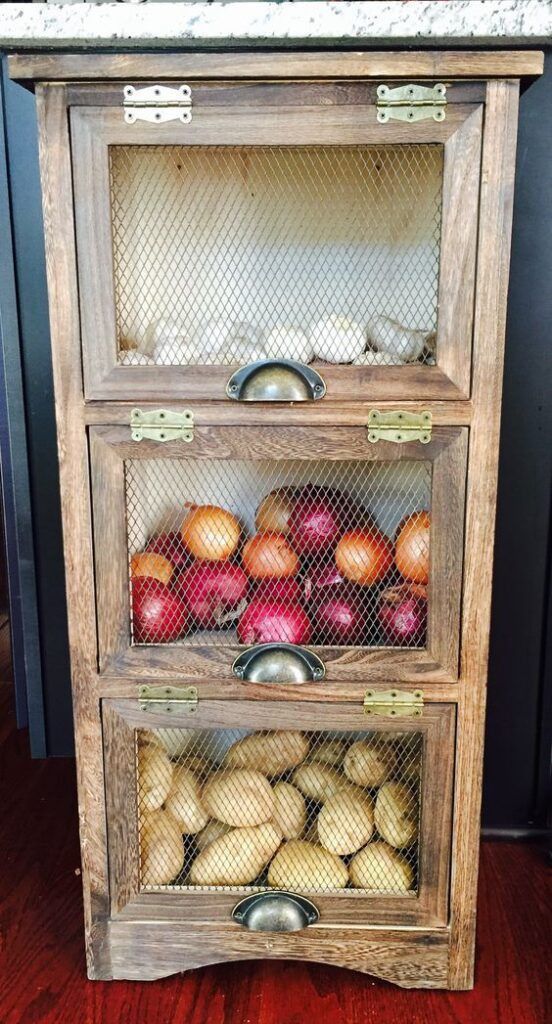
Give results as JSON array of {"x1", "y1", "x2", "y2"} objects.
[
  {"x1": 226, "y1": 359, "x2": 326, "y2": 401},
  {"x1": 232, "y1": 644, "x2": 325, "y2": 685},
  {"x1": 232, "y1": 891, "x2": 319, "y2": 932}
]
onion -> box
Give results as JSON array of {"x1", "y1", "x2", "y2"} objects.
[
  {"x1": 289, "y1": 486, "x2": 344, "y2": 557},
  {"x1": 378, "y1": 583, "x2": 427, "y2": 646},
  {"x1": 242, "y1": 532, "x2": 300, "y2": 579},
  {"x1": 395, "y1": 511, "x2": 430, "y2": 585},
  {"x1": 130, "y1": 551, "x2": 174, "y2": 586},
  {"x1": 365, "y1": 315, "x2": 430, "y2": 364},
  {"x1": 264, "y1": 325, "x2": 314, "y2": 363},
  {"x1": 303, "y1": 562, "x2": 346, "y2": 602},
  {"x1": 335, "y1": 529, "x2": 393, "y2": 586},
  {"x1": 311, "y1": 316, "x2": 366, "y2": 363},
  {"x1": 146, "y1": 532, "x2": 190, "y2": 569},
  {"x1": 237, "y1": 599, "x2": 312, "y2": 645},
  {"x1": 312, "y1": 585, "x2": 365, "y2": 645},
  {"x1": 253, "y1": 578, "x2": 303, "y2": 603},
  {"x1": 131, "y1": 577, "x2": 189, "y2": 643},
  {"x1": 174, "y1": 562, "x2": 249, "y2": 629},
  {"x1": 255, "y1": 488, "x2": 296, "y2": 536},
  {"x1": 181, "y1": 505, "x2": 241, "y2": 561}
]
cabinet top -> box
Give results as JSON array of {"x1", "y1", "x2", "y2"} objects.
[
  {"x1": 8, "y1": 49, "x2": 545, "y2": 86},
  {"x1": 1, "y1": 1, "x2": 548, "y2": 69}
]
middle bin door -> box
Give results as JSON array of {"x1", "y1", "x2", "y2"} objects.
[{"x1": 90, "y1": 423, "x2": 466, "y2": 685}]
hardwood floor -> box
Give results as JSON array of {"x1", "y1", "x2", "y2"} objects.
[{"x1": 0, "y1": 684, "x2": 550, "y2": 1024}]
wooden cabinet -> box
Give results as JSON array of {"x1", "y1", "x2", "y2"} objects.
[{"x1": 11, "y1": 49, "x2": 543, "y2": 989}]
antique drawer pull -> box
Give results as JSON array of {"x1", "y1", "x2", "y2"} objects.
[
  {"x1": 232, "y1": 891, "x2": 319, "y2": 932},
  {"x1": 226, "y1": 359, "x2": 326, "y2": 402},
  {"x1": 232, "y1": 644, "x2": 325, "y2": 685}
]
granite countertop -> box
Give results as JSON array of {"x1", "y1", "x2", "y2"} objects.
[{"x1": 0, "y1": 1, "x2": 550, "y2": 50}]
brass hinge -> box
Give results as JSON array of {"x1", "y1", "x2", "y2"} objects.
[
  {"x1": 364, "y1": 689, "x2": 424, "y2": 718},
  {"x1": 139, "y1": 685, "x2": 198, "y2": 714},
  {"x1": 376, "y1": 83, "x2": 446, "y2": 123},
  {"x1": 130, "y1": 408, "x2": 194, "y2": 443},
  {"x1": 367, "y1": 409, "x2": 432, "y2": 444},
  {"x1": 123, "y1": 84, "x2": 192, "y2": 124}
]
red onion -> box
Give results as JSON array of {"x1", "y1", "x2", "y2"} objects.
[
  {"x1": 253, "y1": 577, "x2": 303, "y2": 603},
  {"x1": 174, "y1": 561, "x2": 249, "y2": 629},
  {"x1": 131, "y1": 576, "x2": 189, "y2": 643},
  {"x1": 312, "y1": 585, "x2": 365, "y2": 645},
  {"x1": 378, "y1": 583, "x2": 427, "y2": 646},
  {"x1": 146, "y1": 531, "x2": 190, "y2": 569},
  {"x1": 237, "y1": 599, "x2": 312, "y2": 645},
  {"x1": 303, "y1": 561, "x2": 346, "y2": 602},
  {"x1": 288, "y1": 486, "x2": 345, "y2": 557}
]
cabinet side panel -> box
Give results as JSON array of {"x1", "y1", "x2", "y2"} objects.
[
  {"x1": 450, "y1": 79, "x2": 520, "y2": 990},
  {"x1": 35, "y1": 84, "x2": 111, "y2": 980}
]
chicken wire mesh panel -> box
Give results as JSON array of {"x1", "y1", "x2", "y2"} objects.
[
  {"x1": 125, "y1": 458, "x2": 431, "y2": 649},
  {"x1": 136, "y1": 726, "x2": 422, "y2": 894},
  {"x1": 109, "y1": 145, "x2": 442, "y2": 367}
]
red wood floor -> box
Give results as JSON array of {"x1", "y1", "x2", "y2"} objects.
[{"x1": 0, "y1": 686, "x2": 550, "y2": 1024}]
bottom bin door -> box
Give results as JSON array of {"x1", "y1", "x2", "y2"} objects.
[{"x1": 102, "y1": 699, "x2": 455, "y2": 928}]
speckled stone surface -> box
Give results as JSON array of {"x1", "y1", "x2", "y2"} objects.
[{"x1": 0, "y1": 1, "x2": 550, "y2": 50}]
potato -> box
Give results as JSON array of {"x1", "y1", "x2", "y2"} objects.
[
  {"x1": 349, "y1": 841, "x2": 414, "y2": 891},
  {"x1": 164, "y1": 766, "x2": 209, "y2": 834},
  {"x1": 224, "y1": 730, "x2": 310, "y2": 776},
  {"x1": 195, "y1": 819, "x2": 232, "y2": 853},
  {"x1": 375, "y1": 782, "x2": 418, "y2": 848},
  {"x1": 292, "y1": 763, "x2": 352, "y2": 804},
  {"x1": 317, "y1": 789, "x2": 374, "y2": 855},
  {"x1": 138, "y1": 742, "x2": 174, "y2": 811},
  {"x1": 202, "y1": 769, "x2": 274, "y2": 827},
  {"x1": 309, "y1": 739, "x2": 348, "y2": 768},
  {"x1": 189, "y1": 822, "x2": 282, "y2": 886},
  {"x1": 155, "y1": 727, "x2": 202, "y2": 760},
  {"x1": 343, "y1": 740, "x2": 395, "y2": 788},
  {"x1": 140, "y1": 809, "x2": 185, "y2": 885},
  {"x1": 272, "y1": 782, "x2": 307, "y2": 840},
  {"x1": 138, "y1": 729, "x2": 163, "y2": 750},
  {"x1": 268, "y1": 840, "x2": 348, "y2": 890}
]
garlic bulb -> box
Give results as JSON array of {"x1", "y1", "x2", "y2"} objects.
[
  {"x1": 193, "y1": 320, "x2": 266, "y2": 364},
  {"x1": 310, "y1": 317, "x2": 366, "y2": 363},
  {"x1": 143, "y1": 319, "x2": 204, "y2": 365},
  {"x1": 353, "y1": 351, "x2": 402, "y2": 366},
  {"x1": 264, "y1": 325, "x2": 314, "y2": 364},
  {"x1": 365, "y1": 315, "x2": 430, "y2": 364},
  {"x1": 119, "y1": 352, "x2": 155, "y2": 366}
]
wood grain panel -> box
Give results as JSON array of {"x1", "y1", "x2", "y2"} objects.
[
  {"x1": 9, "y1": 50, "x2": 545, "y2": 82},
  {"x1": 36, "y1": 83, "x2": 111, "y2": 980},
  {"x1": 448, "y1": 80, "x2": 521, "y2": 990},
  {"x1": 102, "y1": 704, "x2": 139, "y2": 915}
]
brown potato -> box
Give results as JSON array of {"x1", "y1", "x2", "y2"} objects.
[
  {"x1": 374, "y1": 781, "x2": 418, "y2": 848},
  {"x1": 272, "y1": 782, "x2": 307, "y2": 840},
  {"x1": 138, "y1": 743, "x2": 174, "y2": 811},
  {"x1": 189, "y1": 822, "x2": 282, "y2": 886},
  {"x1": 140, "y1": 809, "x2": 185, "y2": 885},
  {"x1": 268, "y1": 840, "x2": 348, "y2": 890},
  {"x1": 164, "y1": 766, "x2": 209, "y2": 835},
  {"x1": 195, "y1": 819, "x2": 232, "y2": 853},
  {"x1": 224, "y1": 730, "x2": 310, "y2": 776},
  {"x1": 309, "y1": 739, "x2": 348, "y2": 768},
  {"x1": 292, "y1": 763, "x2": 352, "y2": 804},
  {"x1": 343, "y1": 740, "x2": 395, "y2": 788},
  {"x1": 202, "y1": 769, "x2": 274, "y2": 827},
  {"x1": 349, "y1": 841, "x2": 414, "y2": 891},
  {"x1": 317, "y1": 789, "x2": 374, "y2": 855}
]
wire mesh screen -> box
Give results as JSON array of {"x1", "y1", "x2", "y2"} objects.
[
  {"x1": 109, "y1": 145, "x2": 442, "y2": 367},
  {"x1": 136, "y1": 726, "x2": 422, "y2": 894},
  {"x1": 126, "y1": 458, "x2": 430, "y2": 648}
]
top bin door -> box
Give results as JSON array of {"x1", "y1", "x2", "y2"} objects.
[{"x1": 70, "y1": 83, "x2": 482, "y2": 402}]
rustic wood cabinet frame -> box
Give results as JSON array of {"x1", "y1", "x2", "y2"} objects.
[
  {"x1": 15, "y1": 48, "x2": 541, "y2": 988},
  {"x1": 90, "y1": 423, "x2": 466, "y2": 686},
  {"x1": 70, "y1": 92, "x2": 481, "y2": 402},
  {"x1": 103, "y1": 700, "x2": 455, "y2": 930}
]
